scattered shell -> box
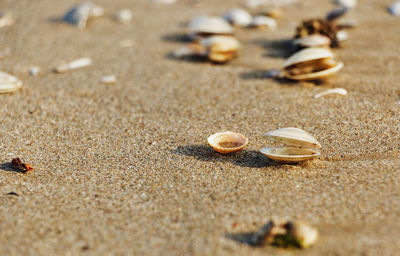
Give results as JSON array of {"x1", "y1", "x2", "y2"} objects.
[
  {"x1": 260, "y1": 127, "x2": 321, "y2": 164},
  {"x1": 0, "y1": 11, "x2": 15, "y2": 28},
  {"x1": 55, "y1": 57, "x2": 92, "y2": 73},
  {"x1": 388, "y1": 1, "x2": 400, "y2": 16},
  {"x1": 62, "y1": 2, "x2": 104, "y2": 29},
  {"x1": 200, "y1": 36, "x2": 240, "y2": 63},
  {"x1": 29, "y1": 66, "x2": 41, "y2": 76},
  {"x1": 313, "y1": 88, "x2": 347, "y2": 98},
  {"x1": 0, "y1": 71, "x2": 22, "y2": 93},
  {"x1": 334, "y1": 0, "x2": 357, "y2": 9},
  {"x1": 250, "y1": 15, "x2": 277, "y2": 30},
  {"x1": 118, "y1": 39, "x2": 135, "y2": 48},
  {"x1": 114, "y1": 9, "x2": 132, "y2": 24},
  {"x1": 293, "y1": 34, "x2": 331, "y2": 48},
  {"x1": 208, "y1": 131, "x2": 248, "y2": 154},
  {"x1": 188, "y1": 15, "x2": 233, "y2": 40},
  {"x1": 222, "y1": 8, "x2": 252, "y2": 27},
  {"x1": 101, "y1": 75, "x2": 117, "y2": 84},
  {"x1": 336, "y1": 30, "x2": 348, "y2": 41},
  {"x1": 281, "y1": 47, "x2": 343, "y2": 81}
]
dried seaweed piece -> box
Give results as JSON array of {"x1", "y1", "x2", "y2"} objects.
[
  {"x1": 295, "y1": 18, "x2": 340, "y2": 48},
  {"x1": 11, "y1": 158, "x2": 33, "y2": 172}
]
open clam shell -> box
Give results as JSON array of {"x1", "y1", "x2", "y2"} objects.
[
  {"x1": 260, "y1": 127, "x2": 321, "y2": 163},
  {"x1": 188, "y1": 15, "x2": 233, "y2": 40},
  {"x1": 0, "y1": 71, "x2": 22, "y2": 93},
  {"x1": 208, "y1": 131, "x2": 248, "y2": 154}
]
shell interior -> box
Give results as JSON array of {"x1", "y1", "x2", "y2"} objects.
[
  {"x1": 208, "y1": 132, "x2": 248, "y2": 153},
  {"x1": 283, "y1": 61, "x2": 343, "y2": 81},
  {"x1": 263, "y1": 127, "x2": 321, "y2": 149},
  {"x1": 283, "y1": 47, "x2": 334, "y2": 68},
  {"x1": 260, "y1": 147, "x2": 320, "y2": 164}
]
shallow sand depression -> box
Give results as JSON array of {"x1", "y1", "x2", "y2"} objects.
[{"x1": 0, "y1": 0, "x2": 399, "y2": 255}]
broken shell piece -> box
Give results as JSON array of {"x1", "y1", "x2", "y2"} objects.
[
  {"x1": 62, "y1": 2, "x2": 104, "y2": 29},
  {"x1": 222, "y1": 8, "x2": 252, "y2": 27},
  {"x1": 0, "y1": 71, "x2": 22, "y2": 93},
  {"x1": 188, "y1": 15, "x2": 233, "y2": 40},
  {"x1": 260, "y1": 127, "x2": 321, "y2": 164},
  {"x1": 281, "y1": 47, "x2": 343, "y2": 81},
  {"x1": 388, "y1": 1, "x2": 400, "y2": 17},
  {"x1": 55, "y1": 57, "x2": 92, "y2": 73},
  {"x1": 0, "y1": 11, "x2": 15, "y2": 28},
  {"x1": 262, "y1": 8, "x2": 283, "y2": 19},
  {"x1": 293, "y1": 34, "x2": 330, "y2": 48},
  {"x1": 29, "y1": 66, "x2": 40, "y2": 76},
  {"x1": 114, "y1": 9, "x2": 132, "y2": 24},
  {"x1": 208, "y1": 131, "x2": 248, "y2": 154},
  {"x1": 250, "y1": 16, "x2": 277, "y2": 30},
  {"x1": 200, "y1": 36, "x2": 240, "y2": 63},
  {"x1": 101, "y1": 75, "x2": 117, "y2": 84},
  {"x1": 313, "y1": 88, "x2": 347, "y2": 98}
]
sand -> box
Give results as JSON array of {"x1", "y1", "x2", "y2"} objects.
[{"x1": 0, "y1": 0, "x2": 399, "y2": 255}]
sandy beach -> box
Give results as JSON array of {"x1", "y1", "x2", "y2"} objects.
[{"x1": 0, "y1": 0, "x2": 399, "y2": 255}]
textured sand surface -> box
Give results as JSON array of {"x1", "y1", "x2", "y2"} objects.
[{"x1": 0, "y1": 0, "x2": 399, "y2": 255}]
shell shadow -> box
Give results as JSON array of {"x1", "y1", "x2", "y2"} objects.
[
  {"x1": 161, "y1": 32, "x2": 192, "y2": 43},
  {"x1": 164, "y1": 52, "x2": 208, "y2": 63},
  {"x1": 251, "y1": 38, "x2": 294, "y2": 59},
  {"x1": 0, "y1": 162, "x2": 24, "y2": 173},
  {"x1": 171, "y1": 145, "x2": 276, "y2": 168},
  {"x1": 225, "y1": 221, "x2": 275, "y2": 246}
]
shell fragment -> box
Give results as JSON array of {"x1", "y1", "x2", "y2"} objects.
[
  {"x1": 208, "y1": 131, "x2": 248, "y2": 154},
  {"x1": 313, "y1": 88, "x2": 347, "y2": 98},
  {"x1": 101, "y1": 75, "x2": 117, "y2": 84},
  {"x1": 260, "y1": 127, "x2": 321, "y2": 164},
  {"x1": 55, "y1": 57, "x2": 92, "y2": 73},
  {"x1": 62, "y1": 2, "x2": 104, "y2": 29},
  {"x1": 0, "y1": 11, "x2": 15, "y2": 28},
  {"x1": 114, "y1": 9, "x2": 132, "y2": 24},
  {"x1": 293, "y1": 34, "x2": 331, "y2": 48},
  {"x1": 0, "y1": 71, "x2": 22, "y2": 93},
  {"x1": 29, "y1": 66, "x2": 41, "y2": 76}
]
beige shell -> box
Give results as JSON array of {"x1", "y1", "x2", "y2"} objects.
[
  {"x1": 283, "y1": 47, "x2": 333, "y2": 68},
  {"x1": 208, "y1": 131, "x2": 248, "y2": 154},
  {"x1": 0, "y1": 11, "x2": 14, "y2": 28},
  {"x1": 62, "y1": 2, "x2": 104, "y2": 30},
  {"x1": 283, "y1": 62, "x2": 344, "y2": 81},
  {"x1": 0, "y1": 71, "x2": 22, "y2": 93},
  {"x1": 222, "y1": 8, "x2": 252, "y2": 27},
  {"x1": 285, "y1": 221, "x2": 319, "y2": 248},
  {"x1": 293, "y1": 35, "x2": 331, "y2": 48},
  {"x1": 250, "y1": 15, "x2": 277, "y2": 29},
  {"x1": 200, "y1": 35, "x2": 240, "y2": 63},
  {"x1": 189, "y1": 15, "x2": 233, "y2": 38},
  {"x1": 260, "y1": 127, "x2": 321, "y2": 163},
  {"x1": 114, "y1": 9, "x2": 132, "y2": 24}
]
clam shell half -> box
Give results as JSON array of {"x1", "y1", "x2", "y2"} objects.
[
  {"x1": 283, "y1": 47, "x2": 333, "y2": 68},
  {"x1": 208, "y1": 131, "x2": 248, "y2": 154},
  {"x1": 283, "y1": 61, "x2": 343, "y2": 81},
  {"x1": 264, "y1": 127, "x2": 321, "y2": 149},
  {"x1": 189, "y1": 15, "x2": 233, "y2": 37},
  {"x1": 0, "y1": 71, "x2": 22, "y2": 93},
  {"x1": 260, "y1": 147, "x2": 320, "y2": 164}
]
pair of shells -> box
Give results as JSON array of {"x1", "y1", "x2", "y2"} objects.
[
  {"x1": 208, "y1": 128, "x2": 321, "y2": 164},
  {"x1": 281, "y1": 47, "x2": 343, "y2": 81},
  {"x1": 0, "y1": 72, "x2": 22, "y2": 93},
  {"x1": 222, "y1": 9, "x2": 277, "y2": 29},
  {"x1": 173, "y1": 36, "x2": 240, "y2": 63}
]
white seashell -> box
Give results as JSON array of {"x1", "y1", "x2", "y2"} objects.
[
  {"x1": 29, "y1": 66, "x2": 40, "y2": 76},
  {"x1": 336, "y1": 31, "x2": 348, "y2": 41},
  {"x1": 388, "y1": 1, "x2": 400, "y2": 16},
  {"x1": 250, "y1": 15, "x2": 277, "y2": 30},
  {"x1": 313, "y1": 88, "x2": 347, "y2": 98},
  {"x1": 55, "y1": 57, "x2": 92, "y2": 73},
  {"x1": 114, "y1": 9, "x2": 132, "y2": 24},
  {"x1": 334, "y1": 0, "x2": 357, "y2": 9},
  {"x1": 0, "y1": 71, "x2": 22, "y2": 93},
  {"x1": 101, "y1": 75, "x2": 117, "y2": 84},
  {"x1": 260, "y1": 127, "x2": 321, "y2": 164},
  {"x1": 208, "y1": 131, "x2": 248, "y2": 154},
  {"x1": 62, "y1": 2, "x2": 104, "y2": 29},
  {"x1": 200, "y1": 36, "x2": 240, "y2": 63},
  {"x1": 283, "y1": 48, "x2": 333, "y2": 68},
  {"x1": 222, "y1": 8, "x2": 252, "y2": 27},
  {"x1": 189, "y1": 15, "x2": 233, "y2": 39},
  {"x1": 0, "y1": 11, "x2": 15, "y2": 28},
  {"x1": 293, "y1": 34, "x2": 330, "y2": 48}
]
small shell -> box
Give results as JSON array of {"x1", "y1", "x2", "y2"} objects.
[
  {"x1": 250, "y1": 15, "x2": 277, "y2": 30},
  {"x1": 336, "y1": 30, "x2": 348, "y2": 41},
  {"x1": 200, "y1": 36, "x2": 240, "y2": 63},
  {"x1": 283, "y1": 221, "x2": 318, "y2": 248},
  {"x1": 62, "y1": 2, "x2": 104, "y2": 29},
  {"x1": 263, "y1": 8, "x2": 283, "y2": 19},
  {"x1": 293, "y1": 34, "x2": 331, "y2": 48},
  {"x1": 334, "y1": 0, "x2": 357, "y2": 9},
  {"x1": 55, "y1": 57, "x2": 92, "y2": 73},
  {"x1": 283, "y1": 47, "x2": 333, "y2": 68},
  {"x1": 189, "y1": 15, "x2": 233, "y2": 39},
  {"x1": 29, "y1": 66, "x2": 40, "y2": 76},
  {"x1": 208, "y1": 131, "x2": 248, "y2": 154},
  {"x1": 0, "y1": 71, "x2": 22, "y2": 93},
  {"x1": 283, "y1": 62, "x2": 344, "y2": 81},
  {"x1": 388, "y1": 1, "x2": 400, "y2": 16},
  {"x1": 313, "y1": 88, "x2": 348, "y2": 98},
  {"x1": 114, "y1": 9, "x2": 132, "y2": 24},
  {"x1": 222, "y1": 8, "x2": 252, "y2": 27},
  {"x1": 101, "y1": 75, "x2": 117, "y2": 84},
  {"x1": 0, "y1": 11, "x2": 15, "y2": 28}
]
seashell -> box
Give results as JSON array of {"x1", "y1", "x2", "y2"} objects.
[
  {"x1": 388, "y1": 1, "x2": 400, "y2": 16},
  {"x1": 250, "y1": 15, "x2": 277, "y2": 30},
  {"x1": 208, "y1": 131, "x2": 248, "y2": 154},
  {"x1": 101, "y1": 75, "x2": 117, "y2": 84},
  {"x1": 114, "y1": 9, "x2": 132, "y2": 24},
  {"x1": 222, "y1": 8, "x2": 252, "y2": 27},
  {"x1": 172, "y1": 43, "x2": 206, "y2": 58},
  {"x1": 0, "y1": 11, "x2": 15, "y2": 28},
  {"x1": 55, "y1": 57, "x2": 92, "y2": 73},
  {"x1": 62, "y1": 2, "x2": 104, "y2": 30},
  {"x1": 29, "y1": 66, "x2": 40, "y2": 76},
  {"x1": 336, "y1": 30, "x2": 348, "y2": 41},
  {"x1": 293, "y1": 34, "x2": 331, "y2": 48},
  {"x1": 260, "y1": 127, "x2": 321, "y2": 164},
  {"x1": 334, "y1": 0, "x2": 357, "y2": 9},
  {"x1": 313, "y1": 88, "x2": 347, "y2": 98},
  {"x1": 0, "y1": 71, "x2": 22, "y2": 93},
  {"x1": 188, "y1": 15, "x2": 233, "y2": 40},
  {"x1": 200, "y1": 36, "x2": 240, "y2": 63},
  {"x1": 263, "y1": 8, "x2": 283, "y2": 19},
  {"x1": 282, "y1": 47, "x2": 343, "y2": 81},
  {"x1": 280, "y1": 221, "x2": 318, "y2": 248}
]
